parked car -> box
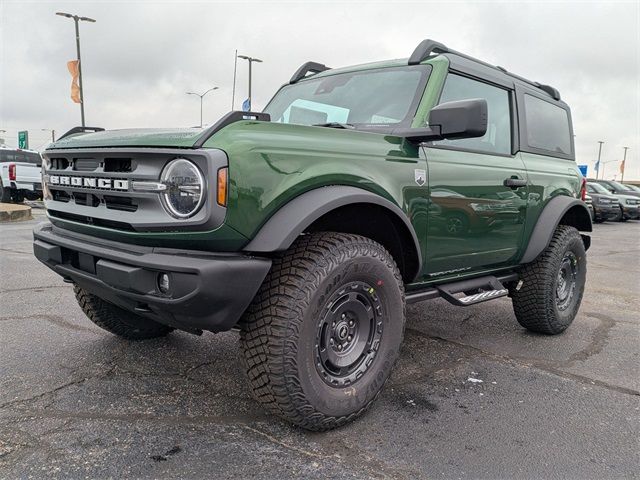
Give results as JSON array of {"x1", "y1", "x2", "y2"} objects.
[
  {"x1": 591, "y1": 178, "x2": 640, "y2": 199},
  {"x1": 585, "y1": 182, "x2": 623, "y2": 222},
  {"x1": 0, "y1": 146, "x2": 42, "y2": 203},
  {"x1": 623, "y1": 183, "x2": 640, "y2": 194},
  {"x1": 584, "y1": 193, "x2": 595, "y2": 221},
  {"x1": 34, "y1": 38, "x2": 592, "y2": 431}
]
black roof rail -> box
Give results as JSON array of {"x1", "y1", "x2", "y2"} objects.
[
  {"x1": 408, "y1": 39, "x2": 449, "y2": 65},
  {"x1": 289, "y1": 61, "x2": 330, "y2": 84},
  {"x1": 58, "y1": 126, "x2": 105, "y2": 141},
  {"x1": 193, "y1": 111, "x2": 270, "y2": 148},
  {"x1": 409, "y1": 39, "x2": 561, "y2": 101}
]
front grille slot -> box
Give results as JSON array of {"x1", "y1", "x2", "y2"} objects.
[
  {"x1": 104, "y1": 195, "x2": 138, "y2": 212},
  {"x1": 74, "y1": 158, "x2": 100, "y2": 171},
  {"x1": 104, "y1": 158, "x2": 133, "y2": 172},
  {"x1": 48, "y1": 209, "x2": 135, "y2": 231},
  {"x1": 73, "y1": 192, "x2": 100, "y2": 208},
  {"x1": 51, "y1": 158, "x2": 70, "y2": 170},
  {"x1": 52, "y1": 189, "x2": 70, "y2": 202}
]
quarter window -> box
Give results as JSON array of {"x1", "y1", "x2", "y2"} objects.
[
  {"x1": 523, "y1": 94, "x2": 571, "y2": 155},
  {"x1": 433, "y1": 74, "x2": 511, "y2": 155}
]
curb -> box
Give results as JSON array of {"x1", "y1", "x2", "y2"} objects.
[{"x1": 0, "y1": 203, "x2": 33, "y2": 222}]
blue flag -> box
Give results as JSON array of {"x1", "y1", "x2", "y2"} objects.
[
  {"x1": 242, "y1": 98, "x2": 251, "y2": 112},
  {"x1": 594, "y1": 159, "x2": 600, "y2": 172}
]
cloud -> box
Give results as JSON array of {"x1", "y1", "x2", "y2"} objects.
[{"x1": 1, "y1": 0, "x2": 638, "y2": 178}]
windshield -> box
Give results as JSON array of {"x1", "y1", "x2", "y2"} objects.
[
  {"x1": 264, "y1": 65, "x2": 430, "y2": 128},
  {"x1": 606, "y1": 180, "x2": 633, "y2": 192},
  {"x1": 587, "y1": 182, "x2": 611, "y2": 194},
  {"x1": 624, "y1": 184, "x2": 640, "y2": 192}
]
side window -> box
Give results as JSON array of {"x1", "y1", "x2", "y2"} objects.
[
  {"x1": 523, "y1": 94, "x2": 571, "y2": 155},
  {"x1": 433, "y1": 74, "x2": 511, "y2": 155}
]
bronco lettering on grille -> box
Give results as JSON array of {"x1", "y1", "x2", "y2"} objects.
[{"x1": 49, "y1": 175, "x2": 129, "y2": 191}]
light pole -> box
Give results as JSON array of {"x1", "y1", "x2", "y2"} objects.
[
  {"x1": 56, "y1": 12, "x2": 96, "y2": 127},
  {"x1": 186, "y1": 87, "x2": 219, "y2": 128},
  {"x1": 237, "y1": 54, "x2": 262, "y2": 111},
  {"x1": 41, "y1": 129, "x2": 56, "y2": 142},
  {"x1": 595, "y1": 140, "x2": 604, "y2": 180},
  {"x1": 621, "y1": 147, "x2": 629, "y2": 182}
]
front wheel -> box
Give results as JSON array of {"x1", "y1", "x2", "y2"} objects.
[
  {"x1": 511, "y1": 225, "x2": 586, "y2": 335},
  {"x1": 240, "y1": 232, "x2": 405, "y2": 431}
]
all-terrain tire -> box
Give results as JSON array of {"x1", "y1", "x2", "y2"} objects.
[
  {"x1": 74, "y1": 285, "x2": 174, "y2": 340},
  {"x1": 511, "y1": 225, "x2": 586, "y2": 335},
  {"x1": 240, "y1": 232, "x2": 405, "y2": 431}
]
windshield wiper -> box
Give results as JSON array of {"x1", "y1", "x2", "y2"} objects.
[{"x1": 312, "y1": 122, "x2": 355, "y2": 129}]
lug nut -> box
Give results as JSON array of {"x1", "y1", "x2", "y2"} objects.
[
  {"x1": 329, "y1": 338, "x2": 334, "y2": 345},
  {"x1": 349, "y1": 320, "x2": 354, "y2": 326},
  {"x1": 337, "y1": 344, "x2": 343, "y2": 351},
  {"x1": 341, "y1": 313, "x2": 346, "y2": 319},
  {"x1": 347, "y1": 335, "x2": 352, "y2": 341}
]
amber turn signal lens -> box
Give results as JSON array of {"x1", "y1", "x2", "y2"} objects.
[{"x1": 217, "y1": 167, "x2": 228, "y2": 206}]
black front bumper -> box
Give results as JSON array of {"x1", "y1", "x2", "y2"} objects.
[{"x1": 33, "y1": 223, "x2": 272, "y2": 333}]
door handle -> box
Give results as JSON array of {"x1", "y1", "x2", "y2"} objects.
[{"x1": 503, "y1": 177, "x2": 527, "y2": 189}]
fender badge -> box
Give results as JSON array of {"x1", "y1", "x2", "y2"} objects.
[{"x1": 414, "y1": 169, "x2": 426, "y2": 186}]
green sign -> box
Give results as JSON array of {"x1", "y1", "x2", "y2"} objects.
[{"x1": 18, "y1": 130, "x2": 28, "y2": 149}]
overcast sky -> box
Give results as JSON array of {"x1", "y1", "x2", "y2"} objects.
[{"x1": 1, "y1": 0, "x2": 638, "y2": 179}]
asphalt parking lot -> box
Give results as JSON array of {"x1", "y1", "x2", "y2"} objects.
[{"x1": 1, "y1": 209, "x2": 638, "y2": 479}]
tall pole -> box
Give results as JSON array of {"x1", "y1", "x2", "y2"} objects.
[
  {"x1": 596, "y1": 141, "x2": 604, "y2": 180},
  {"x1": 74, "y1": 18, "x2": 85, "y2": 127},
  {"x1": 186, "y1": 87, "x2": 218, "y2": 128},
  {"x1": 621, "y1": 147, "x2": 629, "y2": 183},
  {"x1": 56, "y1": 13, "x2": 95, "y2": 127},
  {"x1": 237, "y1": 55, "x2": 262, "y2": 111},
  {"x1": 231, "y1": 49, "x2": 238, "y2": 110}
]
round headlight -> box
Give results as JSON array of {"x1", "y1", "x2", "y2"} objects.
[{"x1": 160, "y1": 158, "x2": 205, "y2": 218}]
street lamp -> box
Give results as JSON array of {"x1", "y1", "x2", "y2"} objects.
[
  {"x1": 41, "y1": 129, "x2": 56, "y2": 142},
  {"x1": 56, "y1": 12, "x2": 96, "y2": 127},
  {"x1": 595, "y1": 140, "x2": 604, "y2": 180},
  {"x1": 237, "y1": 54, "x2": 263, "y2": 111},
  {"x1": 621, "y1": 147, "x2": 629, "y2": 182},
  {"x1": 186, "y1": 87, "x2": 219, "y2": 128}
]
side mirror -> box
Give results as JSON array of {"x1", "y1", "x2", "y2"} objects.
[{"x1": 395, "y1": 98, "x2": 488, "y2": 143}]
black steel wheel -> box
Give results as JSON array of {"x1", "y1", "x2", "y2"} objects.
[
  {"x1": 315, "y1": 281, "x2": 383, "y2": 387},
  {"x1": 512, "y1": 225, "x2": 586, "y2": 335}
]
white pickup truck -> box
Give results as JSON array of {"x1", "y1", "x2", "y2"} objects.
[{"x1": 0, "y1": 146, "x2": 42, "y2": 203}]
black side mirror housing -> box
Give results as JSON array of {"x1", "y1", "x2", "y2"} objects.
[{"x1": 395, "y1": 98, "x2": 488, "y2": 143}]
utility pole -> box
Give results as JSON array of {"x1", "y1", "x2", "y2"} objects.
[
  {"x1": 596, "y1": 141, "x2": 604, "y2": 179},
  {"x1": 621, "y1": 146, "x2": 629, "y2": 182},
  {"x1": 237, "y1": 54, "x2": 263, "y2": 111},
  {"x1": 56, "y1": 12, "x2": 96, "y2": 127},
  {"x1": 41, "y1": 129, "x2": 56, "y2": 142},
  {"x1": 186, "y1": 87, "x2": 219, "y2": 128}
]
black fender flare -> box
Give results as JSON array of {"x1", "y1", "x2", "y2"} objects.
[
  {"x1": 243, "y1": 185, "x2": 422, "y2": 271},
  {"x1": 520, "y1": 195, "x2": 592, "y2": 264}
]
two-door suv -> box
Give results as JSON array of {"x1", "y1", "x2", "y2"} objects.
[{"x1": 34, "y1": 39, "x2": 591, "y2": 430}]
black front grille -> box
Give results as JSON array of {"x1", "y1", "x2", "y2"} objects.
[{"x1": 104, "y1": 195, "x2": 137, "y2": 212}]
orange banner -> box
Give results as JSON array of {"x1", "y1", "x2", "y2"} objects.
[
  {"x1": 67, "y1": 60, "x2": 81, "y2": 104},
  {"x1": 620, "y1": 160, "x2": 625, "y2": 174}
]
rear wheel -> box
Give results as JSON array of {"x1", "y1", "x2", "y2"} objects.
[
  {"x1": 511, "y1": 225, "x2": 586, "y2": 335},
  {"x1": 240, "y1": 232, "x2": 405, "y2": 431},
  {"x1": 74, "y1": 286, "x2": 174, "y2": 340}
]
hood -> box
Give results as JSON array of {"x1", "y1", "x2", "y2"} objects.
[
  {"x1": 46, "y1": 128, "x2": 205, "y2": 150},
  {"x1": 614, "y1": 193, "x2": 640, "y2": 202}
]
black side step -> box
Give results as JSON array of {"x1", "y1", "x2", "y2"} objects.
[{"x1": 406, "y1": 273, "x2": 517, "y2": 306}]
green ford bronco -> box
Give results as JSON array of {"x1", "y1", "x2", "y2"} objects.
[{"x1": 34, "y1": 39, "x2": 591, "y2": 430}]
